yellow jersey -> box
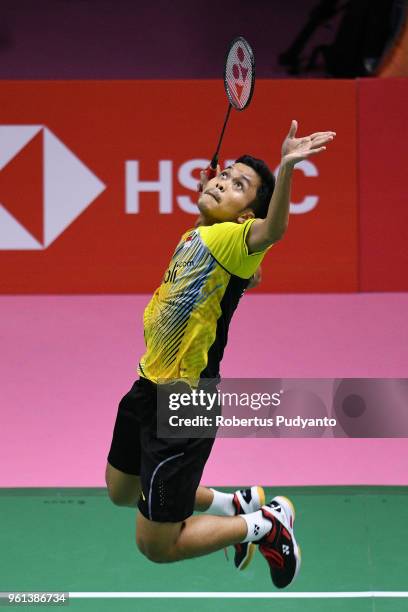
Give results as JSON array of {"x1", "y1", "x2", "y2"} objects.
[{"x1": 138, "y1": 218, "x2": 268, "y2": 385}]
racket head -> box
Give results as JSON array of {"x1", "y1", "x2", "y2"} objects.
[{"x1": 224, "y1": 36, "x2": 255, "y2": 111}]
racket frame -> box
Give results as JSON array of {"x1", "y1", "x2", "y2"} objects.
[{"x1": 209, "y1": 36, "x2": 256, "y2": 172}]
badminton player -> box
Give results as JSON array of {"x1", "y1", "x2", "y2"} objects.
[{"x1": 106, "y1": 120, "x2": 336, "y2": 586}]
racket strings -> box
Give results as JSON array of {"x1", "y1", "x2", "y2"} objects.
[
  {"x1": 207, "y1": 36, "x2": 255, "y2": 170},
  {"x1": 225, "y1": 40, "x2": 254, "y2": 110}
]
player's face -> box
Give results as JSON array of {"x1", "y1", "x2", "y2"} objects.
[{"x1": 197, "y1": 163, "x2": 261, "y2": 224}]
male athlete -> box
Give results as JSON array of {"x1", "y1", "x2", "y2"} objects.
[{"x1": 106, "y1": 120, "x2": 336, "y2": 586}]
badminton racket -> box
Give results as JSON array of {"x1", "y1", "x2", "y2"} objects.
[{"x1": 201, "y1": 36, "x2": 256, "y2": 187}]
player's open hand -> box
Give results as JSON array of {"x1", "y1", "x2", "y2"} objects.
[{"x1": 281, "y1": 120, "x2": 336, "y2": 167}]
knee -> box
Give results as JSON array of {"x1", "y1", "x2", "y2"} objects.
[
  {"x1": 105, "y1": 464, "x2": 139, "y2": 507},
  {"x1": 107, "y1": 487, "x2": 137, "y2": 507},
  {"x1": 143, "y1": 548, "x2": 174, "y2": 564},
  {"x1": 136, "y1": 535, "x2": 174, "y2": 564}
]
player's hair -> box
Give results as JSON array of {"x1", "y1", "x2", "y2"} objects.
[{"x1": 235, "y1": 155, "x2": 275, "y2": 219}]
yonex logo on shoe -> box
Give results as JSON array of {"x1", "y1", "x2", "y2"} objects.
[
  {"x1": 282, "y1": 544, "x2": 290, "y2": 555},
  {"x1": 254, "y1": 524, "x2": 260, "y2": 536},
  {"x1": 242, "y1": 489, "x2": 252, "y2": 504}
]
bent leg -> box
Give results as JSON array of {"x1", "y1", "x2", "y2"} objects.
[
  {"x1": 136, "y1": 509, "x2": 247, "y2": 563},
  {"x1": 105, "y1": 462, "x2": 141, "y2": 507},
  {"x1": 194, "y1": 486, "x2": 214, "y2": 511},
  {"x1": 195, "y1": 485, "x2": 239, "y2": 516}
]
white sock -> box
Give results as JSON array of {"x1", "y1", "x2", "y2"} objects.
[
  {"x1": 241, "y1": 510, "x2": 272, "y2": 543},
  {"x1": 206, "y1": 488, "x2": 235, "y2": 516}
]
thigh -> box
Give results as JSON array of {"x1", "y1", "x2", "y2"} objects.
[
  {"x1": 138, "y1": 434, "x2": 216, "y2": 523},
  {"x1": 105, "y1": 462, "x2": 141, "y2": 506}
]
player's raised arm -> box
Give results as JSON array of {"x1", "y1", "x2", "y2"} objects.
[{"x1": 246, "y1": 120, "x2": 336, "y2": 253}]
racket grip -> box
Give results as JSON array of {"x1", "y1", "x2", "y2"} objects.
[
  {"x1": 197, "y1": 163, "x2": 218, "y2": 192},
  {"x1": 204, "y1": 165, "x2": 217, "y2": 180}
]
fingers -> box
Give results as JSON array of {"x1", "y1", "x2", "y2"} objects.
[
  {"x1": 293, "y1": 144, "x2": 329, "y2": 163},
  {"x1": 197, "y1": 163, "x2": 221, "y2": 192},
  {"x1": 197, "y1": 170, "x2": 206, "y2": 192},
  {"x1": 307, "y1": 146, "x2": 327, "y2": 156},
  {"x1": 287, "y1": 122, "x2": 336, "y2": 141},
  {"x1": 203, "y1": 164, "x2": 221, "y2": 178},
  {"x1": 310, "y1": 131, "x2": 336, "y2": 139},
  {"x1": 310, "y1": 134, "x2": 335, "y2": 149},
  {"x1": 288, "y1": 119, "x2": 298, "y2": 138}
]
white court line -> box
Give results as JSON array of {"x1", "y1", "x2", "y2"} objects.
[{"x1": 69, "y1": 592, "x2": 408, "y2": 599}]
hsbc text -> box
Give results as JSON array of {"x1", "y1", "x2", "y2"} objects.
[{"x1": 125, "y1": 159, "x2": 319, "y2": 216}]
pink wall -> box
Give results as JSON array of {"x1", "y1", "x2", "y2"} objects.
[{"x1": 1, "y1": 294, "x2": 407, "y2": 487}]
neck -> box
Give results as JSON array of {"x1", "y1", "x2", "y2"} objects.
[{"x1": 196, "y1": 214, "x2": 215, "y2": 227}]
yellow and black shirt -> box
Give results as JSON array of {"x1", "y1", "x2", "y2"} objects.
[{"x1": 138, "y1": 218, "x2": 268, "y2": 385}]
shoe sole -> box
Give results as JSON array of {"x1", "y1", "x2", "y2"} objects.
[
  {"x1": 270, "y1": 495, "x2": 302, "y2": 586},
  {"x1": 238, "y1": 486, "x2": 266, "y2": 571}
]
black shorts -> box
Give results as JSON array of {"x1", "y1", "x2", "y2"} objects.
[{"x1": 107, "y1": 377, "x2": 216, "y2": 523}]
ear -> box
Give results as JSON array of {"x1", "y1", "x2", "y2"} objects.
[{"x1": 236, "y1": 209, "x2": 255, "y2": 224}]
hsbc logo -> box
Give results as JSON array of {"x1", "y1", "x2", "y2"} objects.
[
  {"x1": 0, "y1": 125, "x2": 106, "y2": 250},
  {"x1": 0, "y1": 126, "x2": 319, "y2": 252},
  {"x1": 125, "y1": 159, "x2": 319, "y2": 216}
]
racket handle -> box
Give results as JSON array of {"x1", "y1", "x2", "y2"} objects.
[
  {"x1": 204, "y1": 165, "x2": 217, "y2": 180},
  {"x1": 197, "y1": 160, "x2": 218, "y2": 192}
]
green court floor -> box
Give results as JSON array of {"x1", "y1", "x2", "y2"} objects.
[{"x1": 1, "y1": 487, "x2": 407, "y2": 611}]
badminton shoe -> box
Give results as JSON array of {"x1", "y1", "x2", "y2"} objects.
[
  {"x1": 258, "y1": 496, "x2": 301, "y2": 588},
  {"x1": 233, "y1": 486, "x2": 265, "y2": 570}
]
